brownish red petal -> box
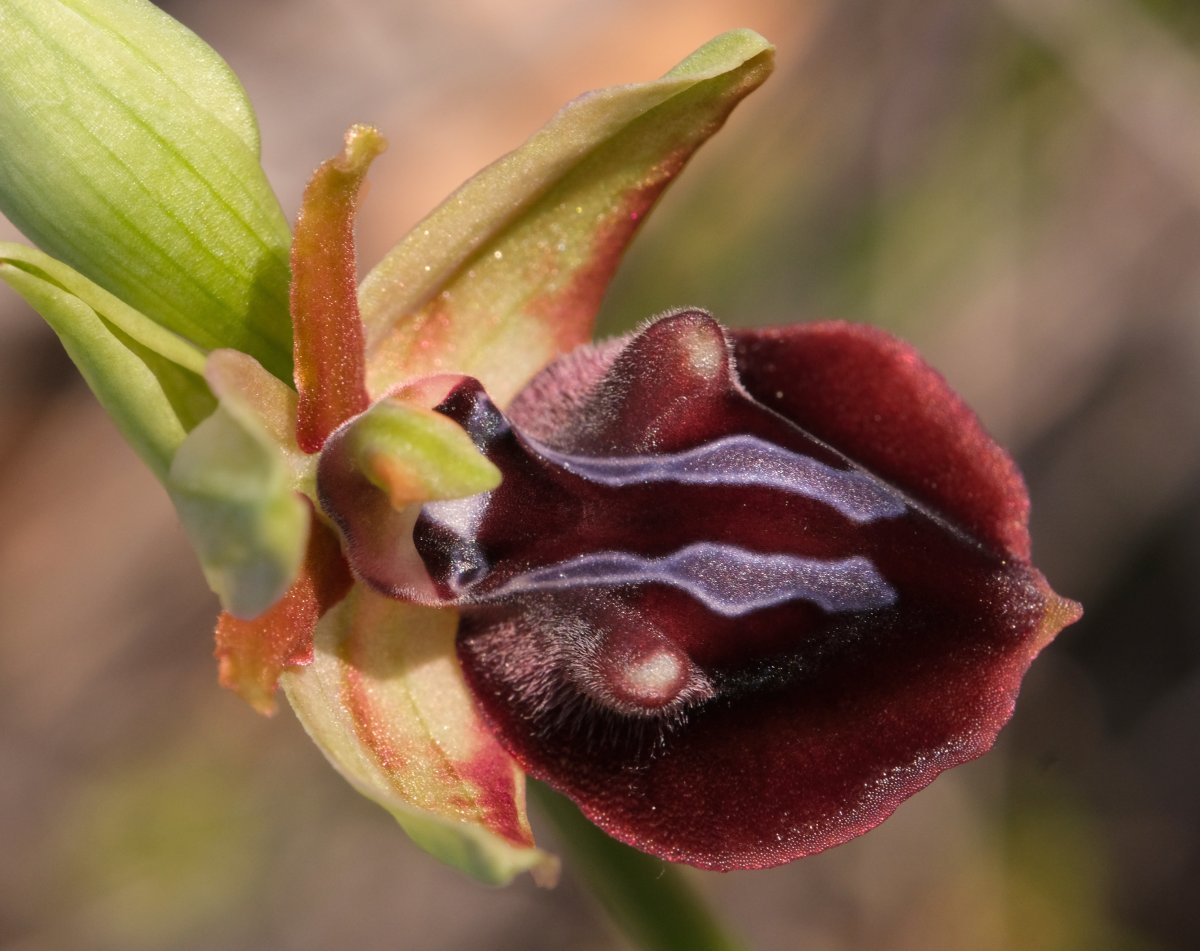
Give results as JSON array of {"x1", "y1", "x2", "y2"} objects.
[
  {"x1": 290, "y1": 126, "x2": 384, "y2": 453},
  {"x1": 403, "y1": 311, "x2": 1080, "y2": 868},
  {"x1": 458, "y1": 564, "x2": 1077, "y2": 868},
  {"x1": 215, "y1": 514, "x2": 353, "y2": 715},
  {"x1": 732, "y1": 322, "x2": 1032, "y2": 561}
]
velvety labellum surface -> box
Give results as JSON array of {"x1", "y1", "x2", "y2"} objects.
[{"x1": 321, "y1": 310, "x2": 1079, "y2": 870}]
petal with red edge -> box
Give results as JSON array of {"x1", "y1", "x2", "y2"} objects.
[
  {"x1": 281, "y1": 585, "x2": 557, "y2": 886},
  {"x1": 359, "y1": 30, "x2": 774, "y2": 408}
]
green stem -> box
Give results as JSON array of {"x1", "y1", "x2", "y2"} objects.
[{"x1": 529, "y1": 781, "x2": 747, "y2": 951}]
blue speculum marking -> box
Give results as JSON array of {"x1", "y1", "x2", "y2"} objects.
[
  {"x1": 421, "y1": 413, "x2": 909, "y2": 614},
  {"x1": 491, "y1": 543, "x2": 896, "y2": 616},
  {"x1": 524, "y1": 433, "x2": 906, "y2": 524}
]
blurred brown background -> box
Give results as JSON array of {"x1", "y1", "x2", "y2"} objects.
[{"x1": 2, "y1": 0, "x2": 1197, "y2": 948}]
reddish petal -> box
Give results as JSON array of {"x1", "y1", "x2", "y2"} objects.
[
  {"x1": 290, "y1": 126, "x2": 385, "y2": 453},
  {"x1": 732, "y1": 322, "x2": 1032, "y2": 560},
  {"x1": 385, "y1": 310, "x2": 1081, "y2": 868},
  {"x1": 458, "y1": 565, "x2": 1077, "y2": 868},
  {"x1": 215, "y1": 514, "x2": 353, "y2": 715},
  {"x1": 507, "y1": 308, "x2": 734, "y2": 452}
]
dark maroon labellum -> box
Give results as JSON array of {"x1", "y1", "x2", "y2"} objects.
[{"x1": 319, "y1": 309, "x2": 1079, "y2": 870}]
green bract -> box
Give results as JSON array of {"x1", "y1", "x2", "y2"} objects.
[
  {"x1": 0, "y1": 243, "x2": 209, "y2": 478},
  {"x1": 0, "y1": 0, "x2": 292, "y2": 379},
  {"x1": 0, "y1": 0, "x2": 302, "y2": 619}
]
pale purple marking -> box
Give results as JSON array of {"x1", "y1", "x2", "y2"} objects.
[
  {"x1": 489, "y1": 542, "x2": 896, "y2": 616},
  {"x1": 423, "y1": 493, "x2": 489, "y2": 538},
  {"x1": 523, "y1": 433, "x2": 905, "y2": 524}
]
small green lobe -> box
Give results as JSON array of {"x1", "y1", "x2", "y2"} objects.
[
  {"x1": 348, "y1": 397, "x2": 502, "y2": 506},
  {"x1": 168, "y1": 353, "x2": 310, "y2": 619}
]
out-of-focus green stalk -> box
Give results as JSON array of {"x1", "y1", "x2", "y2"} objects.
[{"x1": 529, "y1": 781, "x2": 746, "y2": 951}]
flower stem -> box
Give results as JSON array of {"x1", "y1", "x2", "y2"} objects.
[{"x1": 529, "y1": 781, "x2": 746, "y2": 951}]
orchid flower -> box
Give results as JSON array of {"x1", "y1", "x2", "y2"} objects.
[{"x1": 0, "y1": 0, "x2": 1079, "y2": 894}]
